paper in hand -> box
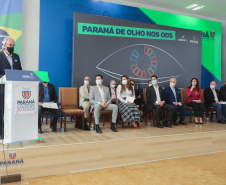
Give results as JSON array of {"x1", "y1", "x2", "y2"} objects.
[
  {"x1": 126, "y1": 96, "x2": 135, "y2": 103},
  {"x1": 192, "y1": 100, "x2": 202, "y2": 103},
  {"x1": 220, "y1": 102, "x2": 226, "y2": 104},
  {"x1": 42, "y1": 103, "x2": 59, "y2": 109}
]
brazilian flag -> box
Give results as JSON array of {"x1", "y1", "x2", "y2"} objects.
[{"x1": 0, "y1": 0, "x2": 22, "y2": 55}]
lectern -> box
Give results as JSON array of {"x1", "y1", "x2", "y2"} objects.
[{"x1": 0, "y1": 69, "x2": 43, "y2": 144}]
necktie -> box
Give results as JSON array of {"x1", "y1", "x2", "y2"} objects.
[{"x1": 173, "y1": 89, "x2": 177, "y2": 102}]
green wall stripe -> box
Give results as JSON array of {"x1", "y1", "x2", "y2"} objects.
[{"x1": 140, "y1": 8, "x2": 221, "y2": 81}]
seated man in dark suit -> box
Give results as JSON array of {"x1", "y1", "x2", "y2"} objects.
[
  {"x1": 164, "y1": 78, "x2": 187, "y2": 126},
  {"x1": 0, "y1": 37, "x2": 22, "y2": 139},
  {"x1": 205, "y1": 81, "x2": 226, "y2": 123},
  {"x1": 146, "y1": 75, "x2": 175, "y2": 128},
  {"x1": 38, "y1": 74, "x2": 61, "y2": 133}
]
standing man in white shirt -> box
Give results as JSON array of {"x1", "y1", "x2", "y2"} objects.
[
  {"x1": 204, "y1": 81, "x2": 226, "y2": 123},
  {"x1": 89, "y1": 75, "x2": 118, "y2": 133},
  {"x1": 146, "y1": 75, "x2": 175, "y2": 128}
]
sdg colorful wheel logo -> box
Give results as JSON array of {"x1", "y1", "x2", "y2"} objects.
[{"x1": 130, "y1": 46, "x2": 157, "y2": 78}]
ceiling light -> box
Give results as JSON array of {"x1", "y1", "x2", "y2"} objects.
[
  {"x1": 185, "y1": 4, "x2": 199, "y2": 9},
  {"x1": 192, "y1": 5, "x2": 205, "y2": 10}
]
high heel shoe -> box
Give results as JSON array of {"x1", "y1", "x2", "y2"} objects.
[{"x1": 132, "y1": 122, "x2": 140, "y2": 129}]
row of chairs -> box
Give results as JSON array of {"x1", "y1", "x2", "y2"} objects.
[
  {"x1": 42, "y1": 87, "x2": 218, "y2": 132},
  {"x1": 58, "y1": 87, "x2": 115, "y2": 132},
  {"x1": 143, "y1": 88, "x2": 217, "y2": 125}
]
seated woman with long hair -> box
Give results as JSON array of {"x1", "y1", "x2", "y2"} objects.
[
  {"x1": 186, "y1": 78, "x2": 204, "y2": 124},
  {"x1": 117, "y1": 75, "x2": 143, "y2": 128}
]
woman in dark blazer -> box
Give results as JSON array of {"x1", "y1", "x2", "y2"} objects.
[{"x1": 130, "y1": 80, "x2": 143, "y2": 107}]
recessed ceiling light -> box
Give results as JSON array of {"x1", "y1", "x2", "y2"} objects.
[
  {"x1": 192, "y1": 5, "x2": 205, "y2": 10},
  {"x1": 185, "y1": 4, "x2": 199, "y2": 9}
]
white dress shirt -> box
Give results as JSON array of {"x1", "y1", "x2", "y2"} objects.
[
  {"x1": 211, "y1": 88, "x2": 219, "y2": 102},
  {"x1": 3, "y1": 50, "x2": 13, "y2": 69},
  {"x1": 97, "y1": 85, "x2": 105, "y2": 103},
  {"x1": 153, "y1": 86, "x2": 161, "y2": 104}
]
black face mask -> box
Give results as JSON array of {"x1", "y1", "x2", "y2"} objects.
[
  {"x1": 131, "y1": 84, "x2": 134, "y2": 86},
  {"x1": 6, "y1": 47, "x2": 14, "y2": 54}
]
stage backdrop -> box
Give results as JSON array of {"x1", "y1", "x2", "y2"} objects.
[
  {"x1": 0, "y1": 0, "x2": 22, "y2": 57},
  {"x1": 39, "y1": 0, "x2": 221, "y2": 94},
  {"x1": 72, "y1": 12, "x2": 202, "y2": 89}
]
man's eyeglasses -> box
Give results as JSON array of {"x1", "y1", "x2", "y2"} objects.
[{"x1": 6, "y1": 44, "x2": 15, "y2": 47}]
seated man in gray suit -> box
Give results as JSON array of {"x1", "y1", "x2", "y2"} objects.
[
  {"x1": 89, "y1": 74, "x2": 118, "y2": 133},
  {"x1": 79, "y1": 76, "x2": 91, "y2": 130}
]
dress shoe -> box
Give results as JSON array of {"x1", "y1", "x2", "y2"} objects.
[
  {"x1": 179, "y1": 120, "x2": 187, "y2": 125},
  {"x1": 173, "y1": 121, "x2": 179, "y2": 126},
  {"x1": 163, "y1": 121, "x2": 172, "y2": 128},
  {"x1": 84, "y1": 118, "x2": 90, "y2": 131},
  {"x1": 218, "y1": 119, "x2": 225, "y2": 124},
  {"x1": 116, "y1": 119, "x2": 121, "y2": 125},
  {"x1": 38, "y1": 128, "x2": 42, "y2": 134},
  {"x1": 84, "y1": 123, "x2": 90, "y2": 131},
  {"x1": 111, "y1": 123, "x2": 118, "y2": 132},
  {"x1": 51, "y1": 125, "x2": 57, "y2": 132},
  {"x1": 156, "y1": 124, "x2": 164, "y2": 128},
  {"x1": 96, "y1": 125, "x2": 102, "y2": 134}
]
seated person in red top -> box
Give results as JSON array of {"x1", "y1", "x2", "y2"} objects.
[{"x1": 186, "y1": 78, "x2": 204, "y2": 124}]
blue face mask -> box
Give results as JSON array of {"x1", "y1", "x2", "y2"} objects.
[{"x1": 152, "y1": 80, "x2": 157, "y2": 85}]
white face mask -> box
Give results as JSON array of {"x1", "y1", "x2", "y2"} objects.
[
  {"x1": 111, "y1": 84, "x2": 116, "y2": 88},
  {"x1": 122, "y1": 80, "x2": 127, "y2": 85},
  {"x1": 148, "y1": 84, "x2": 152, "y2": 87},
  {"x1": 210, "y1": 85, "x2": 215, "y2": 89},
  {"x1": 84, "y1": 80, "x2": 89, "y2": 86},
  {"x1": 192, "y1": 82, "x2": 197, "y2": 86},
  {"x1": 96, "y1": 79, "x2": 101, "y2": 85},
  {"x1": 170, "y1": 82, "x2": 175, "y2": 88}
]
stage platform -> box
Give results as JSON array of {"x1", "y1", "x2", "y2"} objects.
[{"x1": 1, "y1": 117, "x2": 226, "y2": 180}]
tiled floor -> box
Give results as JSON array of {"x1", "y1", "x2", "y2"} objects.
[
  {"x1": 2, "y1": 117, "x2": 226, "y2": 150},
  {"x1": 8, "y1": 151, "x2": 226, "y2": 185}
]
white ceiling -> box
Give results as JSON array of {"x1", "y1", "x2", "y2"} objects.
[{"x1": 123, "y1": 0, "x2": 226, "y2": 20}]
